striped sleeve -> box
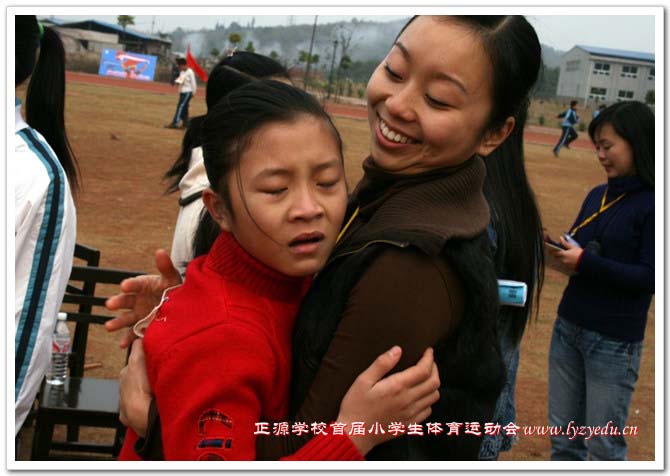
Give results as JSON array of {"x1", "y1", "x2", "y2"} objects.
[{"x1": 14, "y1": 128, "x2": 76, "y2": 434}]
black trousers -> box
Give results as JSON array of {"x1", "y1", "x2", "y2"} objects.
[{"x1": 553, "y1": 126, "x2": 578, "y2": 153}]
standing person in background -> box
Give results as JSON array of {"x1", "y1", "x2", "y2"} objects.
[
  {"x1": 164, "y1": 52, "x2": 290, "y2": 277},
  {"x1": 546, "y1": 101, "x2": 654, "y2": 460},
  {"x1": 169, "y1": 57, "x2": 181, "y2": 84},
  {"x1": 553, "y1": 100, "x2": 580, "y2": 157},
  {"x1": 166, "y1": 58, "x2": 196, "y2": 129},
  {"x1": 14, "y1": 15, "x2": 78, "y2": 453},
  {"x1": 593, "y1": 103, "x2": 606, "y2": 120}
]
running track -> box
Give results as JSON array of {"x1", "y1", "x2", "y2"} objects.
[{"x1": 66, "y1": 71, "x2": 594, "y2": 151}]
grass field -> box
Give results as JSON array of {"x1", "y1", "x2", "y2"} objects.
[{"x1": 15, "y1": 80, "x2": 655, "y2": 462}]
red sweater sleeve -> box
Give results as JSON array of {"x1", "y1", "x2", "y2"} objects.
[
  {"x1": 154, "y1": 322, "x2": 275, "y2": 460},
  {"x1": 151, "y1": 321, "x2": 364, "y2": 461}
]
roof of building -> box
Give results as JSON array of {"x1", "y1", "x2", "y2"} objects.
[
  {"x1": 53, "y1": 26, "x2": 119, "y2": 44},
  {"x1": 57, "y1": 19, "x2": 171, "y2": 44},
  {"x1": 575, "y1": 45, "x2": 655, "y2": 63}
]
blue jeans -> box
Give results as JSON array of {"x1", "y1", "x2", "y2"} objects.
[
  {"x1": 548, "y1": 317, "x2": 642, "y2": 460},
  {"x1": 479, "y1": 312, "x2": 519, "y2": 460},
  {"x1": 171, "y1": 92, "x2": 192, "y2": 126},
  {"x1": 479, "y1": 346, "x2": 519, "y2": 459}
]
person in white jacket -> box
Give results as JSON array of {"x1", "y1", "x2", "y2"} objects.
[
  {"x1": 14, "y1": 15, "x2": 78, "y2": 451},
  {"x1": 166, "y1": 58, "x2": 197, "y2": 129},
  {"x1": 164, "y1": 52, "x2": 290, "y2": 277}
]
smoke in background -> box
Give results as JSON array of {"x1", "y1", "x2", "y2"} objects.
[{"x1": 170, "y1": 17, "x2": 408, "y2": 65}]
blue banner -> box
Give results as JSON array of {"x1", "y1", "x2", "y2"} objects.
[{"x1": 98, "y1": 49, "x2": 157, "y2": 81}]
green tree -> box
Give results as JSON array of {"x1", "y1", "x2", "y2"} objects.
[
  {"x1": 210, "y1": 47, "x2": 220, "y2": 59},
  {"x1": 117, "y1": 15, "x2": 135, "y2": 31},
  {"x1": 244, "y1": 41, "x2": 255, "y2": 53},
  {"x1": 117, "y1": 15, "x2": 135, "y2": 43},
  {"x1": 298, "y1": 51, "x2": 320, "y2": 89},
  {"x1": 270, "y1": 50, "x2": 280, "y2": 62},
  {"x1": 228, "y1": 32, "x2": 242, "y2": 50},
  {"x1": 645, "y1": 90, "x2": 655, "y2": 105},
  {"x1": 532, "y1": 65, "x2": 560, "y2": 99},
  {"x1": 336, "y1": 55, "x2": 352, "y2": 95},
  {"x1": 298, "y1": 50, "x2": 319, "y2": 65}
]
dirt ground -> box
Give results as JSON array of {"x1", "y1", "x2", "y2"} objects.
[{"x1": 16, "y1": 75, "x2": 656, "y2": 462}]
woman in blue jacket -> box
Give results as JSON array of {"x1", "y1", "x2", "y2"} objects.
[{"x1": 546, "y1": 101, "x2": 654, "y2": 461}]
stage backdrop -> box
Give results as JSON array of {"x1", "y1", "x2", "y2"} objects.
[{"x1": 98, "y1": 49, "x2": 157, "y2": 81}]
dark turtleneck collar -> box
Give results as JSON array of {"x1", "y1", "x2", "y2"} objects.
[
  {"x1": 607, "y1": 175, "x2": 649, "y2": 195},
  {"x1": 340, "y1": 155, "x2": 490, "y2": 256},
  {"x1": 204, "y1": 231, "x2": 307, "y2": 302}
]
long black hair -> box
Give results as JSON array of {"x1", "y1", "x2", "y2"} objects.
[
  {"x1": 193, "y1": 80, "x2": 343, "y2": 257},
  {"x1": 399, "y1": 16, "x2": 545, "y2": 344},
  {"x1": 163, "y1": 52, "x2": 290, "y2": 194},
  {"x1": 16, "y1": 15, "x2": 80, "y2": 194},
  {"x1": 588, "y1": 100, "x2": 654, "y2": 189}
]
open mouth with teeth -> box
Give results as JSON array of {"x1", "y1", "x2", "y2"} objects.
[
  {"x1": 379, "y1": 118, "x2": 419, "y2": 144},
  {"x1": 289, "y1": 233, "x2": 325, "y2": 248}
]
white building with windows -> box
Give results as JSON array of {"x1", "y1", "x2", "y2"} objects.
[{"x1": 556, "y1": 45, "x2": 654, "y2": 105}]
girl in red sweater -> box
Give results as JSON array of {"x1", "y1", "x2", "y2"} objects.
[{"x1": 118, "y1": 80, "x2": 439, "y2": 461}]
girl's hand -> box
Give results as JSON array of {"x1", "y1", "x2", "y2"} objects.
[
  {"x1": 337, "y1": 347, "x2": 440, "y2": 455},
  {"x1": 105, "y1": 249, "x2": 181, "y2": 348},
  {"x1": 119, "y1": 340, "x2": 153, "y2": 437},
  {"x1": 549, "y1": 236, "x2": 584, "y2": 273}
]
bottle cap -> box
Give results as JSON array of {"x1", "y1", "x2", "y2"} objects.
[{"x1": 57, "y1": 312, "x2": 67, "y2": 321}]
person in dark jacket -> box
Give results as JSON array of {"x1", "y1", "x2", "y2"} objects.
[
  {"x1": 546, "y1": 101, "x2": 654, "y2": 461},
  {"x1": 106, "y1": 15, "x2": 545, "y2": 461}
]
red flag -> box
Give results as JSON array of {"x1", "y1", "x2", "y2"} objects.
[{"x1": 186, "y1": 44, "x2": 208, "y2": 82}]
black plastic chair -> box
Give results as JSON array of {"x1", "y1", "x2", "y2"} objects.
[{"x1": 30, "y1": 246, "x2": 143, "y2": 460}]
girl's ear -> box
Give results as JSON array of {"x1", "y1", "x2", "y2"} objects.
[
  {"x1": 202, "y1": 188, "x2": 231, "y2": 232},
  {"x1": 477, "y1": 116, "x2": 516, "y2": 157}
]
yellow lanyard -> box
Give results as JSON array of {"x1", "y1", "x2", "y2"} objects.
[
  {"x1": 336, "y1": 207, "x2": 360, "y2": 244},
  {"x1": 570, "y1": 188, "x2": 626, "y2": 236}
]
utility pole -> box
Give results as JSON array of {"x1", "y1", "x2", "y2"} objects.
[
  {"x1": 326, "y1": 39, "x2": 338, "y2": 100},
  {"x1": 151, "y1": 16, "x2": 155, "y2": 35},
  {"x1": 303, "y1": 15, "x2": 318, "y2": 90}
]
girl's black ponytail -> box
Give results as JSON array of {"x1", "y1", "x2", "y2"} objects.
[
  {"x1": 482, "y1": 100, "x2": 544, "y2": 345},
  {"x1": 192, "y1": 209, "x2": 221, "y2": 260},
  {"x1": 25, "y1": 25, "x2": 80, "y2": 194},
  {"x1": 164, "y1": 114, "x2": 205, "y2": 194}
]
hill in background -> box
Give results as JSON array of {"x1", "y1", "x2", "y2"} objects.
[{"x1": 169, "y1": 18, "x2": 564, "y2": 85}]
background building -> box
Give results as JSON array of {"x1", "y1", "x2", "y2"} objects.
[
  {"x1": 57, "y1": 19, "x2": 172, "y2": 58},
  {"x1": 556, "y1": 45, "x2": 654, "y2": 105},
  {"x1": 52, "y1": 27, "x2": 120, "y2": 55}
]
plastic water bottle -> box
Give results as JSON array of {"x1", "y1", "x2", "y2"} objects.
[{"x1": 46, "y1": 312, "x2": 70, "y2": 385}]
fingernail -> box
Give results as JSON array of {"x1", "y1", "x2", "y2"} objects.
[{"x1": 388, "y1": 346, "x2": 401, "y2": 357}]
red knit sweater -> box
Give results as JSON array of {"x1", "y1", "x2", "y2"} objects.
[{"x1": 118, "y1": 231, "x2": 363, "y2": 461}]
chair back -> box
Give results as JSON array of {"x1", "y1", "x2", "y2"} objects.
[{"x1": 61, "y1": 255, "x2": 143, "y2": 378}]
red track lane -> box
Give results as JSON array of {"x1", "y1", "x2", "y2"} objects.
[{"x1": 66, "y1": 71, "x2": 594, "y2": 151}]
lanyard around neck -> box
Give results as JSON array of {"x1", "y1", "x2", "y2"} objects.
[
  {"x1": 336, "y1": 207, "x2": 360, "y2": 244},
  {"x1": 569, "y1": 187, "x2": 626, "y2": 236}
]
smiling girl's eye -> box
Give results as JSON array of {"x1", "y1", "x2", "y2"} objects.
[
  {"x1": 426, "y1": 95, "x2": 451, "y2": 108},
  {"x1": 384, "y1": 63, "x2": 402, "y2": 80}
]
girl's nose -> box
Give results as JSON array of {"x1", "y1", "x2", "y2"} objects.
[
  {"x1": 385, "y1": 85, "x2": 417, "y2": 123},
  {"x1": 289, "y1": 187, "x2": 324, "y2": 222}
]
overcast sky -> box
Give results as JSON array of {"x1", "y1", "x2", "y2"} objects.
[{"x1": 40, "y1": 11, "x2": 656, "y2": 54}]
